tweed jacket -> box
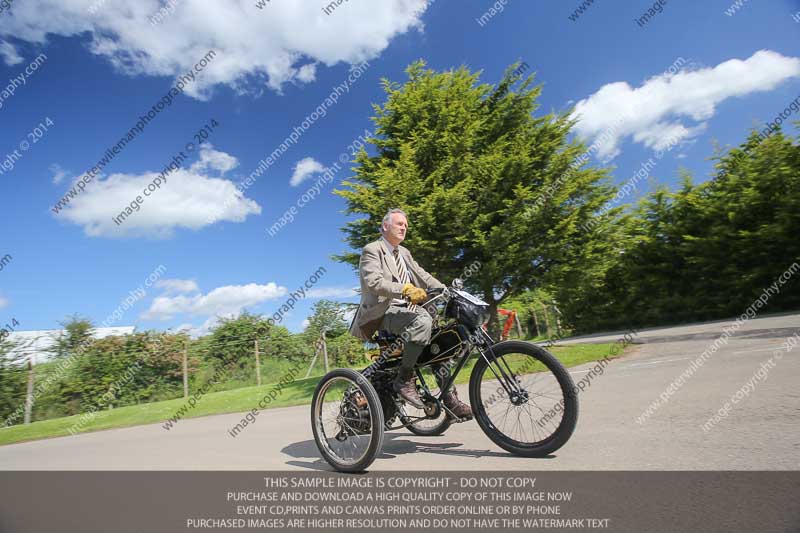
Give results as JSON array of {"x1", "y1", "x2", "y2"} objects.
[{"x1": 349, "y1": 238, "x2": 445, "y2": 340}]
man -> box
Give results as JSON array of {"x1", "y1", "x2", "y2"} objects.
[{"x1": 349, "y1": 208, "x2": 472, "y2": 418}]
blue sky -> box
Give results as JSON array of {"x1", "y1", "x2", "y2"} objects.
[{"x1": 0, "y1": 0, "x2": 798, "y2": 335}]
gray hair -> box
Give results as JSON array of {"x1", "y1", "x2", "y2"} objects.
[{"x1": 381, "y1": 208, "x2": 408, "y2": 233}]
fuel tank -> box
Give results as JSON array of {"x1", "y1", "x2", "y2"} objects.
[{"x1": 417, "y1": 325, "x2": 466, "y2": 367}]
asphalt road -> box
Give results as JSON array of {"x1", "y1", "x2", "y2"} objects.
[{"x1": 1, "y1": 313, "x2": 797, "y2": 471}]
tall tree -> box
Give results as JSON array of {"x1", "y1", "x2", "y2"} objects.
[
  {"x1": 335, "y1": 60, "x2": 619, "y2": 332},
  {"x1": 562, "y1": 126, "x2": 800, "y2": 331}
]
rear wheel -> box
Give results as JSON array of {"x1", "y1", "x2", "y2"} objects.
[
  {"x1": 469, "y1": 341, "x2": 578, "y2": 457},
  {"x1": 405, "y1": 366, "x2": 452, "y2": 436},
  {"x1": 311, "y1": 368, "x2": 384, "y2": 472}
]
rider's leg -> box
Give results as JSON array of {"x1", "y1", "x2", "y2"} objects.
[
  {"x1": 380, "y1": 305, "x2": 432, "y2": 408},
  {"x1": 431, "y1": 362, "x2": 473, "y2": 419}
]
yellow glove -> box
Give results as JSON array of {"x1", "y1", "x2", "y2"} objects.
[{"x1": 402, "y1": 283, "x2": 428, "y2": 304}]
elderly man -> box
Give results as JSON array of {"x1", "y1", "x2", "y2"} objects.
[{"x1": 349, "y1": 208, "x2": 472, "y2": 418}]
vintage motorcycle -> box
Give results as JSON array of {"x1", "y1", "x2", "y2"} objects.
[{"x1": 310, "y1": 280, "x2": 578, "y2": 472}]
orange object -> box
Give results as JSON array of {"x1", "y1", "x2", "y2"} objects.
[{"x1": 497, "y1": 308, "x2": 517, "y2": 341}]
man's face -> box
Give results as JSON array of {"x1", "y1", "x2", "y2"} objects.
[{"x1": 383, "y1": 213, "x2": 407, "y2": 246}]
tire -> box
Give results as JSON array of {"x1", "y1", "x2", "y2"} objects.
[
  {"x1": 406, "y1": 413, "x2": 451, "y2": 436},
  {"x1": 469, "y1": 340, "x2": 578, "y2": 457},
  {"x1": 311, "y1": 368, "x2": 384, "y2": 472},
  {"x1": 405, "y1": 367, "x2": 451, "y2": 436}
]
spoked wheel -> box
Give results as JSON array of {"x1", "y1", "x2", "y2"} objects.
[
  {"x1": 404, "y1": 367, "x2": 451, "y2": 436},
  {"x1": 311, "y1": 368, "x2": 384, "y2": 472},
  {"x1": 469, "y1": 341, "x2": 578, "y2": 457}
]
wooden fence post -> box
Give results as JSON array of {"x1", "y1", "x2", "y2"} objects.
[
  {"x1": 23, "y1": 358, "x2": 34, "y2": 425},
  {"x1": 254, "y1": 339, "x2": 262, "y2": 387},
  {"x1": 305, "y1": 344, "x2": 320, "y2": 379},
  {"x1": 321, "y1": 331, "x2": 329, "y2": 374}
]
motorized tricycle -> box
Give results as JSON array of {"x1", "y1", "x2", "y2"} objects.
[{"x1": 311, "y1": 281, "x2": 578, "y2": 472}]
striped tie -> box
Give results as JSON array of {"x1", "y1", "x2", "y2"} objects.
[
  {"x1": 393, "y1": 249, "x2": 410, "y2": 284},
  {"x1": 393, "y1": 249, "x2": 416, "y2": 310}
]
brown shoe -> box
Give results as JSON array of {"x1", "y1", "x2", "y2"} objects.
[
  {"x1": 393, "y1": 377, "x2": 424, "y2": 409},
  {"x1": 442, "y1": 388, "x2": 472, "y2": 419}
]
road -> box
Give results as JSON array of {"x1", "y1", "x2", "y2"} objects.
[{"x1": 0, "y1": 313, "x2": 797, "y2": 471}]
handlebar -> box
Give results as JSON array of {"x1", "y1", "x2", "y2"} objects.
[{"x1": 422, "y1": 287, "x2": 450, "y2": 308}]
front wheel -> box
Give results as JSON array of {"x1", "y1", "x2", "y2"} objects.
[
  {"x1": 469, "y1": 341, "x2": 578, "y2": 457},
  {"x1": 311, "y1": 368, "x2": 384, "y2": 472}
]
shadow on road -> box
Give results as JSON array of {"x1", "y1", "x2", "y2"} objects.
[{"x1": 281, "y1": 432, "x2": 555, "y2": 471}]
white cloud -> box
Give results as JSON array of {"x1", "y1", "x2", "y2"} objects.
[
  {"x1": 296, "y1": 63, "x2": 317, "y2": 84},
  {"x1": 0, "y1": 41, "x2": 23, "y2": 66},
  {"x1": 142, "y1": 282, "x2": 288, "y2": 321},
  {"x1": 0, "y1": 0, "x2": 431, "y2": 97},
  {"x1": 49, "y1": 163, "x2": 69, "y2": 184},
  {"x1": 155, "y1": 279, "x2": 200, "y2": 294},
  {"x1": 306, "y1": 286, "x2": 358, "y2": 298},
  {"x1": 173, "y1": 317, "x2": 220, "y2": 338},
  {"x1": 189, "y1": 144, "x2": 239, "y2": 175},
  {"x1": 289, "y1": 157, "x2": 325, "y2": 186},
  {"x1": 571, "y1": 50, "x2": 800, "y2": 161},
  {"x1": 0, "y1": 296, "x2": 8, "y2": 309},
  {"x1": 159, "y1": 283, "x2": 356, "y2": 335},
  {"x1": 53, "y1": 147, "x2": 261, "y2": 238}
]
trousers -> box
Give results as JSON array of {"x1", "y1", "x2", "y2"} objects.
[{"x1": 379, "y1": 304, "x2": 452, "y2": 389}]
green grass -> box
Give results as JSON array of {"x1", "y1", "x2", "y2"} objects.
[{"x1": 0, "y1": 342, "x2": 627, "y2": 446}]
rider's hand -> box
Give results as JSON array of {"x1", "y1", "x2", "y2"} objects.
[{"x1": 402, "y1": 283, "x2": 427, "y2": 304}]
